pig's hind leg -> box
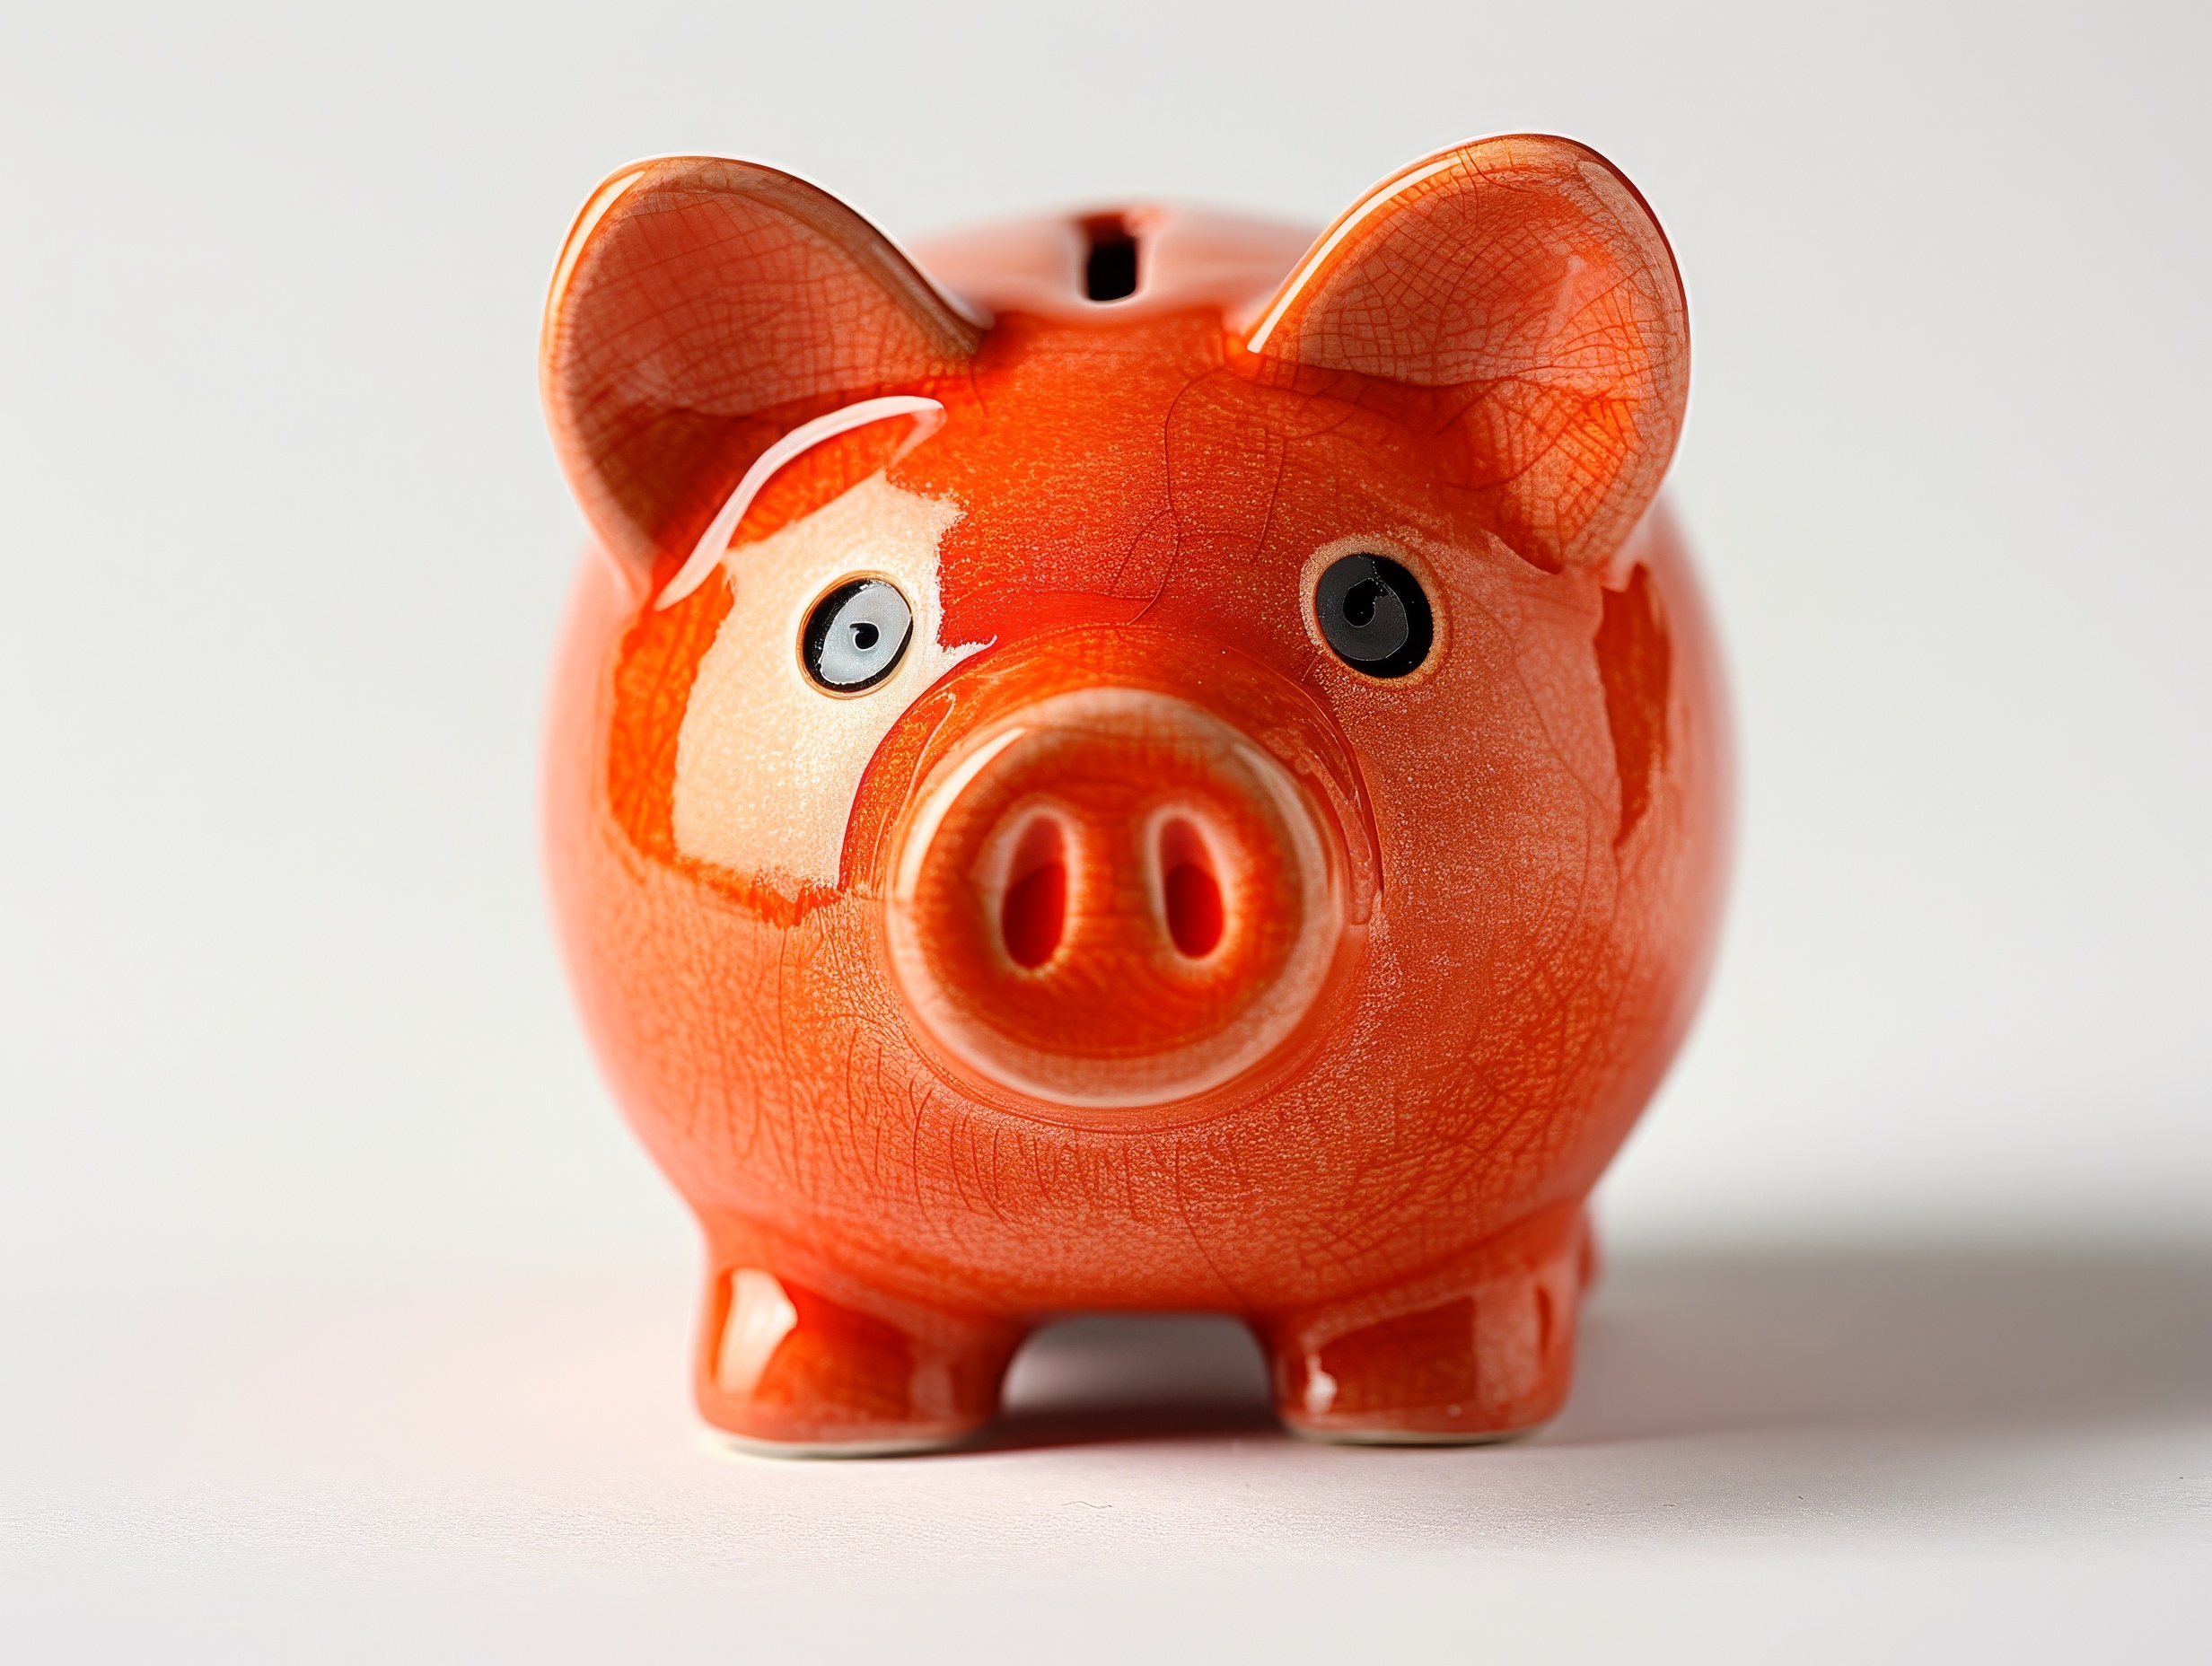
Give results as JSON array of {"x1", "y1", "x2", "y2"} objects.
[
  {"x1": 693, "y1": 1259, "x2": 1027, "y2": 1456},
  {"x1": 1254, "y1": 1204, "x2": 1592, "y2": 1445}
]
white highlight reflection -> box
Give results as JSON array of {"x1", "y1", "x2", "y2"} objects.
[{"x1": 656, "y1": 395, "x2": 945, "y2": 609}]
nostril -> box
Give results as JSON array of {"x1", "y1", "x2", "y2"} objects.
[
  {"x1": 1165, "y1": 864, "x2": 1224, "y2": 958},
  {"x1": 1000, "y1": 818, "x2": 1067, "y2": 969},
  {"x1": 1157, "y1": 816, "x2": 1224, "y2": 959}
]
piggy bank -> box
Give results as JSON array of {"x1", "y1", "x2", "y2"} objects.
[{"x1": 540, "y1": 136, "x2": 1729, "y2": 1452}]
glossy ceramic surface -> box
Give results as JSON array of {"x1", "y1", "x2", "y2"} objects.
[{"x1": 540, "y1": 136, "x2": 1731, "y2": 1451}]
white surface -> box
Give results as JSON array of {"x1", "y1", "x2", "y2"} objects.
[
  {"x1": 6, "y1": 1249, "x2": 2208, "y2": 1661},
  {"x1": 2, "y1": 1, "x2": 2208, "y2": 1658}
]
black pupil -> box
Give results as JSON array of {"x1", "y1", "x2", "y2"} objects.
[
  {"x1": 1314, "y1": 554, "x2": 1433, "y2": 679},
  {"x1": 851, "y1": 622, "x2": 879, "y2": 651}
]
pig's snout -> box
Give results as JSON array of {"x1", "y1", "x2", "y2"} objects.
[{"x1": 885, "y1": 687, "x2": 1346, "y2": 1112}]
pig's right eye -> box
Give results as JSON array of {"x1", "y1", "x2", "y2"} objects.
[{"x1": 802, "y1": 577, "x2": 914, "y2": 693}]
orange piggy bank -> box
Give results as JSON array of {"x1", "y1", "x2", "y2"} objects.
[{"x1": 540, "y1": 136, "x2": 1729, "y2": 1452}]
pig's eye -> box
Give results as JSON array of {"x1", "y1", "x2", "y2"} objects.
[
  {"x1": 1313, "y1": 554, "x2": 1432, "y2": 679},
  {"x1": 802, "y1": 578, "x2": 914, "y2": 693}
]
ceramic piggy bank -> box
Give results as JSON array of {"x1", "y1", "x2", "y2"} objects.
[{"x1": 540, "y1": 136, "x2": 1729, "y2": 1452}]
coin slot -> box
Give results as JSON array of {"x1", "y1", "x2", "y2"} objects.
[{"x1": 1081, "y1": 214, "x2": 1139, "y2": 302}]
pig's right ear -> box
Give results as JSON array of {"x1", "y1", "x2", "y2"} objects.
[{"x1": 540, "y1": 158, "x2": 984, "y2": 579}]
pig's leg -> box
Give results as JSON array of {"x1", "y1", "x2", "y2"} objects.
[
  {"x1": 694, "y1": 1260, "x2": 1027, "y2": 1455},
  {"x1": 1253, "y1": 1204, "x2": 1593, "y2": 1444}
]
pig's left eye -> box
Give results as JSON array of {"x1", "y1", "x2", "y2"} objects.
[
  {"x1": 803, "y1": 578, "x2": 914, "y2": 693},
  {"x1": 1313, "y1": 553, "x2": 1433, "y2": 679}
]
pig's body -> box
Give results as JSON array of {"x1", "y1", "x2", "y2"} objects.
[{"x1": 541, "y1": 140, "x2": 1730, "y2": 1451}]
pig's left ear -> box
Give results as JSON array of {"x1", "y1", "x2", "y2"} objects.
[
  {"x1": 541, "y1": 157, "x2": 984, "y2": 577},
  {"x1": 1243, "y1": 136, "x2": 1688, "y2": 572}
]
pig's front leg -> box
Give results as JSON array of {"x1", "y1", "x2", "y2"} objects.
[
  {"x1": 1252, "y1": 1205, "x2": 1595, "y2": 1445},
  {"x1": 695, "y1": 1259, "x2": 1027, "y2": 1455}
]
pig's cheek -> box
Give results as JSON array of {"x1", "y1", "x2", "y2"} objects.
[
  {"x1": 668, "y1": 472, "x2": 982, "y2": 899},
  {"x1": 1321, "y1": 552, "x2": 1614, "y2": 1047}
]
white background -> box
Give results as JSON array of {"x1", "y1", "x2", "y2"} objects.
[{"x1": 2, "y1": 2, "x2": 2207, "y2": 1659}]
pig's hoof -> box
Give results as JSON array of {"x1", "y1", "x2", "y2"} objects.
[
  {"x1": 1257, "y1": 1210, "x2": 1586, "y2": 1446},
  {"x1": 1265, "y1": 1312, "x2": 1568, "y2": 1443},
  {"x1": 693, "y1": 1266, "x2": 1021, "y2": 1456}
]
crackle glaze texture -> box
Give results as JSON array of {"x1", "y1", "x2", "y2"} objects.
[{"x1": 540, "y1": 136, "x2": 1731, "y2": 1452}]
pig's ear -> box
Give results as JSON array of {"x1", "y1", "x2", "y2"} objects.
[
  {"x1": 541, "y1": 158, "x2": 983, "y2": 576},
  {"x1": 1243, "y1": 136, "x2": 1688, "y2": 572}
]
